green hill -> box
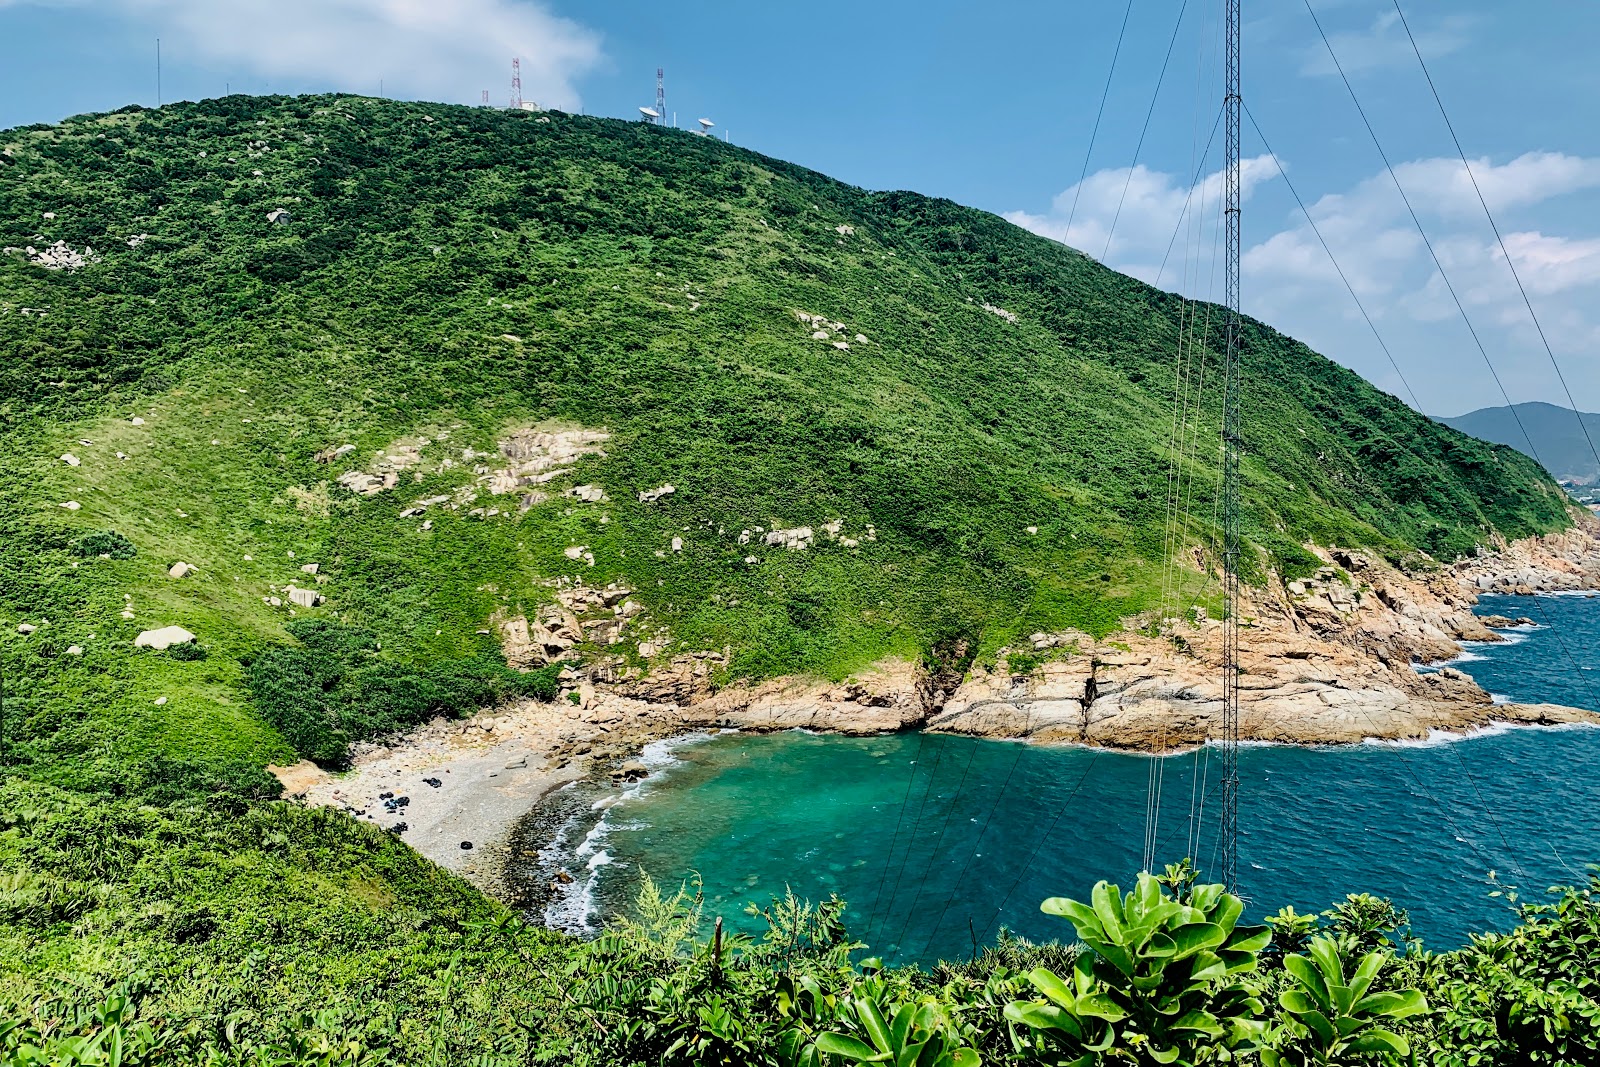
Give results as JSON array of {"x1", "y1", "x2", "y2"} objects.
[
  {"x1": 0, "y1": 93, "x2": 1571, "y2": 792},
  {"x1": 0, "y1": 94, "x2": 1593, "y2": 1067}
]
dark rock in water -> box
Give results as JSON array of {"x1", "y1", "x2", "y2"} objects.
[
  {"x1": 1481, "y1": 614, "x2": 1536, "y2": 629},
  {"x1": 460, "y1": 841, "x2": 474, "y2": 850},
  {"x1": 555, "y1": 869, "x2": 575, "y2": 884},
  {"x1": 614, "y1": 759, "x2": 649, "y2": 780}
]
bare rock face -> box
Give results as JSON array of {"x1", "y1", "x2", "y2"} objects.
[
  {"x1": 1454, "y1": 517, "x2": 1600, "y2": 595},
  {"x1": 685, "y1": 658, "x2": 928, "y2": 734},
  {"x1": 923, "y1": 539, "x2": 1600, "y2": 750},
  {"x1": 495, "y1": 611, "x2": 541, "y2": 670}
]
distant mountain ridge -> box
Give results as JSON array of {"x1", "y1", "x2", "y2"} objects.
[{"x1": 1440, "y1": 402, "x2": 1600, "y2": 485}]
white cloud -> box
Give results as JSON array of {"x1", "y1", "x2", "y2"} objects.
[
  {"x1": 1390, "y1": 152, "x2": 1600, "y2": 218},
  {"x1": 2, "y1": 0, "x2": 603, "y2": 109},
  {"x1": 1003, "y1": 154, "x2": 1281, "y2": 287},
  {"x1": 1007, "y1": 149, "x2": 1600, "y2": 413},
  {"x1": 1300, "y1": 11, "x2": 1474, "y2": 77}
]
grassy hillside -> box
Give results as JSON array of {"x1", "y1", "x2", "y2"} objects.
[{"x1": 0, "y1": 94, "x2": 1570, "y2": 792}]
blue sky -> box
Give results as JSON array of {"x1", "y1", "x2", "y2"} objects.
[{"x1": 2, "y1": 0, "x2": 1596, "y2": 417}]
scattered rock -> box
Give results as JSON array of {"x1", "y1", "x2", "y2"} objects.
[
  {"x1": 16, "y1": 623, "x2": 36, "y2": 635},
  {"x1": 24, "y1": 240, "x2": 100, "y2": 271},
  {"x1": 130, "y1": 417, "x2": 145, "y2": 426},
  {"x1": 66, "y1": 645, "x2": 82, "y2": 655},
  {"x1": 299, "y1": 563, "x2": 320, "y2": 575},
  {"x1": 59, "y1": 501, "x2": 81, "y2": 511},
  {"x1": 168, "y1": 561, "x2": 194, "y2": 579},
  {"x1": 60, "y1": 453, "x2": 80, "y2": 467},
  {"x1": 267, "y1": 208, "x2": 291, "y2": 225},
  {"x1": 639, "y1": 484, "x2": 676, "y2": 504},
  {"x1": 285, "y1": 585, "x2": 323, "y2": 609},
  {"x1": 460, "y1": 841, "x2": 474, "y2": 850},
  {"x1": 765, "y1": 526, "x2": 814, "y2": 551},
  {"x1": 154, "y1": 696, "x2": 168, "y2": 706}
]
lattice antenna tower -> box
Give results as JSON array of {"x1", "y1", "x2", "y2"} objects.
[
  {"x1": 656, "y1": 67, "x2": 666, "y2": 126},
  {"x1": 511, "y1": 58, "x2": 523, "y2": 110},
  {"x1": 1219, "y1": 0, "x2": 1243, "y2": 893},
  {"x1": 482, "y1": 90, "x2": 490, "y2": 107}
]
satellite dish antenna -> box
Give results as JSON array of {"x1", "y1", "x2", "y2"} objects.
[
  {"x1": 697, "y1": 118, "x2": 715, "y2": 136},
  {"x1": 639, "y1": 107, "x2": 660, "y2": 122}
]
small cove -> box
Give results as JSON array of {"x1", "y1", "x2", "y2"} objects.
[{"x1": 525, "y1": 593, "x2": 1600, "y2": 965}]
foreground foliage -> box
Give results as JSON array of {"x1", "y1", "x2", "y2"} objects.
[{"x1": 4, "y1": 782, "x2": 1597, "y2": 1066}]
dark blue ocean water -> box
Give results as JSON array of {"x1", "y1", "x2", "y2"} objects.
[{"x1": 554, "y1": 594, "x2": 1600, "y2": 965}]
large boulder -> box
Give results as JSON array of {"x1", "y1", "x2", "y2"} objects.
[{"x1": 134, "y1": 625, "x2": 196, "y2": 650}]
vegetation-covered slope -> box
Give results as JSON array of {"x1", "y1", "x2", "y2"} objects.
[
  {"x1": 1440, "y1": 401, "x2": 1600, "y2": 486},
  {"x1": 0, "y1": 93, "x2": 1570, "y2": 791}
]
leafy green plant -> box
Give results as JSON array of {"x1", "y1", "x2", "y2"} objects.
[
  {"x1": 1006, "y1": 871, "x2": 1270, "y2": 1065},
  {"x1": 1262, "y1": 936, "x2": 1427, "y2": 1066},
  {"x1": 814, "y1": 992, "x2": 979, "y2": 1067},
  {"x1": 1320, "y1": 894, "x2": 1417, "y2": 956},
  {"x1": 1265, "y1": 906, "x2": 1321, "y2": 963}
]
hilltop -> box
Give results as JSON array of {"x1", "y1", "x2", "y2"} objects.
[
  {"x1": 0, "y1": 93, "x2": 1573, "y2": 797},
  {"x1": 1440, "y1": 401, "x2": 1600, "y2": 486}
]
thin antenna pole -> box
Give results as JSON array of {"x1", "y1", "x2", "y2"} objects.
[{"x1": 1219, "y1": 0, "x2": 1242, "y2": 893}]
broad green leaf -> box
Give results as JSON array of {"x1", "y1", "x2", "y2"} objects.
[
  {"x1": 1348, "y1": 949, "x2": 1385, "y2": 1003},
  {"x1": 1299, "y1": 1008, "x2": 1338, "y2": 1047},
  {"x1": 1307, "y1": 937, "x2": 1345, "y2": 988},
  {"x1": 816, "y1": 1033, "x2": 891, "y2": 1063},
  {"x1": 1076, "y1": 994, "x2": 1128, "y2": 1022},
  {"x1": 857, "y1": 998, "x2": 893, "y2": 1053},
  {"x1": 1211, "y1": 893, "x2": 1244, "y2": 932},
  {"x1": 1169, "y1": 1009, "x2": 1224, "y2": 1036},
  {"x1": 1284, "y1": 954, "x2": 1331, "y2": 1006},
  {"x1": 1227, "y1": 925, "x2": 1272, "y2": 955},
  {"x1": 1092, "y1": 882, "x2": 1128, "y2": 943},
  {"x1": 1357, "y1": 989, "x2": 1429, "y2": 1021},
  {"x1": 1167, "y1": 922, "x2": 1227, "y2": 960},
  {"x1": 1345, "y1": 1028, "x2": 1410, "y2": 1056},
  {"x1": 1143, "y1": 931, "x2": 1178, "y2": 959}
]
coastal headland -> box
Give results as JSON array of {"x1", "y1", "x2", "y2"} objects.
[{"x1": 276, "y1": 518, "x2": 1600, "y2": 889}]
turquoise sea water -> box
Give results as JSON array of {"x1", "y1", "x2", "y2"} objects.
[{"x1": 538, "y1": 594, "x2": 1600, "y2": 965}]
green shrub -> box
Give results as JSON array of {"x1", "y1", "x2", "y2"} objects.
[
  {"x1": 246, "y1": 620, "x2": 559, "y2": 766},
  {"x1": 69, "y1": 530, "x2": 136, "y2": 560}
]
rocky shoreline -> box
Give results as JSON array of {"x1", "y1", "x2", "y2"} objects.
[{"x1": 272, "y1": 517, "x2": 1600, "y2": 894}]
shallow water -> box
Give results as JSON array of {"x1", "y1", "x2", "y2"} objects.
[{"x1": 538, "y1": 593, "x2": 1600, "y2": 965}]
